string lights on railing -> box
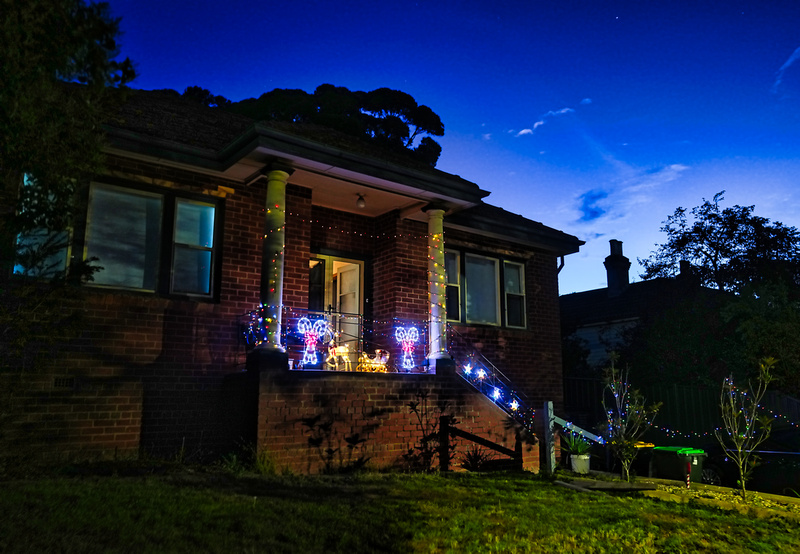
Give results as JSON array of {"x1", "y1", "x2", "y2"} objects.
[{"x1": 457, "y1": 356, "x2": 536, "y2": 432}]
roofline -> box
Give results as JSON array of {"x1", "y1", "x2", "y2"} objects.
[
  {"x1": 104, "y1": 122, "x2": 490, "y2": 205},
  {"x1": 445, "y1": 221, "x2": 583, "y2": 256}
]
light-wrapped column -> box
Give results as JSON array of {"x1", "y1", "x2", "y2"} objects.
[
  {"x1": 260, "y1": 168, "x2": 291, "y2": 350},
  {"x1": 426, "y1": 207, "x2": 448, "y2": 362}
]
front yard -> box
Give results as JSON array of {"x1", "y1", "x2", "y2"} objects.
[{"x1": 2, "y1": 464, "x2": 799, "y2": 553}]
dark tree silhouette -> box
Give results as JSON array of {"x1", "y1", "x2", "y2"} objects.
[
  {"x1": 1, "y1": 0, "x2": 135, "y2": 374},
  {"x1": 223, "y1": 84, "x2": 445, "y2": 166},
  {"x1": 639, "y1": 191, "x2": 800, "y2": 293}
]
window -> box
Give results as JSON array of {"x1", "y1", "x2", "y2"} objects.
[
  {"x1": 84, "y1": 183, "x2": 220, "y2": 297},
  {"x1": 504, "y1": 261, "x2": 526, "y2": 328},
  {"x1": 445, "y1": 249, "x2": 527, "y2": 328},
  {"x1": 12, "y1": 174, "x2": 69, "y2": 278},
  {"x1": 444, "y1": 251, "x2": 461, "y2": 321},
  {"x1": 465, "y1": 254, "x2": 500, "y2": 325}
]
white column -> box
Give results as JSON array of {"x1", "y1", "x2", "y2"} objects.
[
  {"x1": 260, "y1": 168, "x2": 291, "y2": 350},
  {"x1": 426, "y1": 208, "x2": 448, "y2": 362}
]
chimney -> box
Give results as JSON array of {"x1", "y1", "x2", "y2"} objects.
[{"x1": 604, "y1": 239, "x2": 630, "y2": 296}]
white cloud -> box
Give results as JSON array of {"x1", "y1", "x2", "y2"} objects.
[
  {"x1": 482, "y1": 133, "x2": 492, "y2": 141},
  {"x1": 580, "y1": 98, "x2": 592, "y2": 105},
  {"x1": 545, "y1": 107, "x2": 575, "y2": 117},
  {"x1": 514, "y1": 107, "x2": 575, "y2": 137}
]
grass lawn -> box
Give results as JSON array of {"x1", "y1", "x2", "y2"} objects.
[{"x1": 2, "y1": 465, "x2": 799, "y2": 553}]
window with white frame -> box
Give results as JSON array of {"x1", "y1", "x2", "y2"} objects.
[
  {"x1": 503, "y1": 261, "x2": 526, "y2": 328},
  {"x1": 465, "y1": 253, "x2": 500, "y2": 325},
  {"x1": 445, "y1": 249, "x2": 527, "y2": 328},
  {"x1": 83, "y1": 183, "x2": 220, "y2": 297},
  {"x1": 444, "y1": 250, "x2": 461, "y2": 321}
]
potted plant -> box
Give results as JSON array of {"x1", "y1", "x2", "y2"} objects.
[{"x1": 561, "y1": 431, "x2": 592, "y2": 474}]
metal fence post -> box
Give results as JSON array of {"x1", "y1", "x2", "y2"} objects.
[{"x1": 543, "y1": 401, "x2": 556, "y2": 474}]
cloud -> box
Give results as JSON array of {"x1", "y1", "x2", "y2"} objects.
[
  {"x1": 580, "y1": 98, "x2": 592, "y2": 105},
  {"x1": 514, "y1": 107, "x2": 575, "y2": 137},
  {"x1": 544, "y1": 107, "x2": 575, "y2": 117},
  {"x1": 572, "y1": 163, "x2": 689, "y2": 227},
  {"x1": 772, "y1": 45, "x2": 800, "y2": 94},
  {"x1": 577, "y1": 189, "x2": 609, "y2": 222},
  {"x1": 482, "y1": 133, "x2": 492, "y2": 141}
]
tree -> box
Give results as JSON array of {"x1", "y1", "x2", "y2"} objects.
[
  {"x1": 1, "y1": 0, "x2": 135, "y2": 374},
  {"x1": 639, "y1": 192, "x2": 800, "y2": 293},
  {"x1": 602, "y1": 356, "x2": 661, "y2": 482},
  {"x1": 715, "y1": 358, "x2": 775, "y2": 503},
  {"x1": 224, "y1": 84, "x2": 445, "y2": 166},
  {"x1": 181, "y1": 86, "x2": 231, "y2": 108}
]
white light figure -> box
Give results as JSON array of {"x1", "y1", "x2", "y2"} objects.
[
  {"x1": 477, "y1": 368, "x2": 487, "y2": 380},
  {"x1": 510, "y1": 399, "x2": 520, "y2": 411},
  {"x1": 395, "y1": 326, "x2": 420, "y2": 369},
  {"x1": 298, "y1": 317, "x2": 328, "y2": 366},
  {"x1": 492, "y1": 387, "x2": 502, "y2": 400},
  {"x1": 463, "y1": 363, "x2": 473, "y2": 375}
]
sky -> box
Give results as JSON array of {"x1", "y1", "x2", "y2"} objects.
[{"x1": 104, "y1": 0, "x2": 800, "y2": 294}]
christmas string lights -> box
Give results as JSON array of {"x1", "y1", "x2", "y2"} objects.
[{"x1": 458, "y1": 356, "x2": 536, "y2": 432}]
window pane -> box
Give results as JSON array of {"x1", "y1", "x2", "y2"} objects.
[
  {"x1": 14, "y1": 229, "x2": 68, "y2": 278},
  {"x1": 507, "y1": 294, "x2": 525, "y2": 327},
  {"x1": 446, "y1": 285, "x2": 460, "y2": 321},
  {"x1": 504, "y1": 262, "x2": 524, "y2": 294},
  {"x1": 172, "y1": 247, "x2": 212, "y2": 294},
  {"x1": 175, "y1": 200, "x2": 215, "y2": 247},
  {"x1": 86, "y1": 186, "x2": 162, "y2": 290},
  {"x1": 465, "y1": 254, "x2": 499, "y2": 325},
  {"x1": 444, "y1": 251, "x2": 459, "y2": 284}
]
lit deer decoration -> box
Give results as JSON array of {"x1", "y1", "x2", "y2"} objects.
[
  {"x1": 326, "y1": 341, "x2": 352, "y2": 371},
  {"x1": 297, "y1": 317, "x2": 328, "y2": 366},
  {"x1": 395, "y1": 326, "x2": 419, "y2": 370}
]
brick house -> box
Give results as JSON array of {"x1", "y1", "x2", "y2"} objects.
[{"x1": 4, "y1": 90, "x2": 582, "y2": 472}]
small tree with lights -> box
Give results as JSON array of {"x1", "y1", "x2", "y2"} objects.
[
  {"x1": 602, "y1": 355, "x2": 661, "y2": 482},
  {"x1": 714, "y1": 357, "x2": 775, "y2": 502}
]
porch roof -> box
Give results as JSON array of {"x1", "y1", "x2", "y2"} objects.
[{"x1": 104, "y1": 89, "x2": 489, "y2": 216}]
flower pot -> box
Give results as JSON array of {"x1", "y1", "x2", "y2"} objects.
[{"x1": 570, "y1": 454, "x2": 591, "y2": 474}]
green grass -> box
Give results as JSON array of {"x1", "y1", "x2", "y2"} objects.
[{"x1": 1, "y1": 467, "x2": 799, "y2": 553}]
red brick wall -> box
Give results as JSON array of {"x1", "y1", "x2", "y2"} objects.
[
  {"x1": 4, "y1": 155, "x2": 564, "y2": 469},
  {"x1": 444, "y1": 227, "x2": 565, "y2": 412},
  {"x1": 255, "y1": 364, "x2": 538, "y2": 473},
  {"x1": 0, "y1": 373, "x2": 142, "y2": 462}
]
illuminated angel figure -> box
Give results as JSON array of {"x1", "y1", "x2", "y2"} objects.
[
  {"x1": 297, "y1": 317, "x2": 328, "y2": 366},
  {"x1": 395, "y1": 326, "x2": 419, "y2": 370}
]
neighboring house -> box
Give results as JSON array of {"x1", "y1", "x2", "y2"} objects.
[
  {"x1": 559, "y1": 239, "x2": 714, "y2": 428},
  {"x1": 560, "y1": 240, "x2": 708, "y2": 369},
  {"x1": 4, "y1": 90, "x2": 582, "y2": 472}
]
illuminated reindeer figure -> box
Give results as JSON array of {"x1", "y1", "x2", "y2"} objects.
[
  {"x1": 297, "y1": 317, "x2": 328, "y2": 366},
  {"x1": 326, "y1": 341, "x2": 352, "y2": 371},
  {"x1": 395, "y1": 326, "x2": 419, "y2": 370}
]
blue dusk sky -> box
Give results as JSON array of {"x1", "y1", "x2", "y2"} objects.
[{"x1": 105, "y1": 0, "x2": 800, "y2": 294}]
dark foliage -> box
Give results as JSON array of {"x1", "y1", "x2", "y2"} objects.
[
  {"x1": 221, "y1": 84, "x2": 445, "y2": 166},
  {"x1": 1, "y1": 0, "x2": 135, "y2": 374},
  {"x1": 639, "y1": 191, "x2": 800, "y2": 293}
]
